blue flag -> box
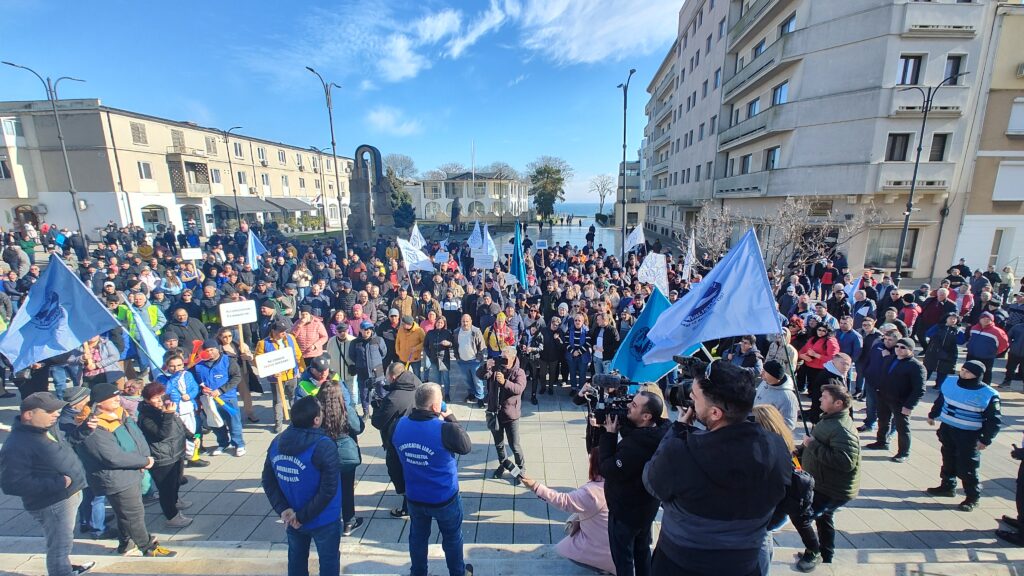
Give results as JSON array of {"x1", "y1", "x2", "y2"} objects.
[
  {"x1": 512, "y1": 221, "x2": 528, "y2": 287},
  {"x1": 131, "y1": 304, "x2": 167, "y2": 375},
  {"x1": 611, "y1": 288, "x2": 698, "y2": 382},
  {"x1": 644, "y1": 229, "x2": 782, "y2": 364},
  {"x1": 246, "y1": 230, "x2": 268, "y2": 267},
  {"x1": 0, "y1": 255, "x2": 121, "y2": 372}
]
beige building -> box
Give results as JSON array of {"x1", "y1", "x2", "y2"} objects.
[
  {"x1": 613, "y1": 159, "x2": 644, "y2": 228},
  {"x1": 642, "y1": 0, "x2": 1010, "y2": 281},
  {"x1": 953, "y1": 3, "x2": 1024, "y2": 274},
  {"x1": 0, "y1": 99, "x2": 353, "y2": 238},
  {"x1": 406, "y1": 171, "x2": 529, "y2": 224}
]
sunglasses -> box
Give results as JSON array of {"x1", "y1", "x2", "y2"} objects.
[{"x1": 895, "y1": 344, "x2": 910, "y2": 350}]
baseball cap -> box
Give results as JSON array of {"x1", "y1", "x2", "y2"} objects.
[
  {"x1": 401, "y1": 315, "x2": 415, "y2": 325},
  {"x1": 309, "y1": 356, "x2": 330, "y2": 374},
  {"x1": 20, "y1": 392, "x2": 66, "y2": 413},
  {"x1": 359, "y1": 320, "x2": 374, "y2": 331},
  {"x1": 389, "y1": 308, "x2": 400, "y2": 317}
]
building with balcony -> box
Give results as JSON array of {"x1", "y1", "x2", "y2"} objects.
[
  {"x1": 953, "y1": 3, "x2": 1024, "y2": 274},
  {"x1": 641, "y1": 0, "x2": 731, "y2": 242},
  {"x1": 0, "y1": 99, "x2": 353, "y2": 237},
  {"x1": 407, "y1": 171, "x2": 529, "y2": 225},
  {"x1": 613, "y1": 159, "x2": 644, "y2": 228}
]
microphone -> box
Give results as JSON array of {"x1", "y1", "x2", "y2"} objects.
[{"x1": 502, "y1": 458, "x2": 523, "y2": 479}]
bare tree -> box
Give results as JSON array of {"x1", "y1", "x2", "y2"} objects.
[
  {"x1": 423, "y1": 162, "x2": 467, "y2": 181},
  {"x1": 483, "y1": 161, "x2": 520, "y2": 181},
  {"x1": 589, "y1": 174, "x2": 615, "y2": 214},
  {"x1": 383, "y1": 153, "x2": 418, "y2": 179},
  {"x1": 691, "y1": 202, "x2": 735, "y2": 263},
  {"x1": 526, "y1": 156, "x2": 575, "y2": 183}
]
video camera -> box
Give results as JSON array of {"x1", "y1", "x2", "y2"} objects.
[
  {"x1": 665, "y1": 354, "x2": 709, "y2": 410},
  {"x1": 590, "y1": 373, "x2": 636, "y2": 425}
]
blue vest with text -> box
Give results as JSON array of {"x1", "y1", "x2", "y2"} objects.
[
  {"x1": 392, "y1": 416, "x2": 458, "y2": 505},
  {"x1": 938, "y1": 377, "x2": 998, "y2": 432},
  {"x1": 269, "y1": 436, "x2": 341, "y2": 529},
  {"x1": 192, "y1": 355, "x2": 236, "y2": 399}
]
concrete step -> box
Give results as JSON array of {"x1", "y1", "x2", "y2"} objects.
[{"x1": 2, "y1": 538, "x2": 1024, "y2": 575}]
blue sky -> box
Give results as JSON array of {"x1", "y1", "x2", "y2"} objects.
[{"x1": 1, "y1": 0, "x2": 679, "y2": 200}]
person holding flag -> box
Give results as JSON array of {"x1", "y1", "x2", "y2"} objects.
[{"x1": 157, "y1": 351, "x2": 209, "y2": 468}]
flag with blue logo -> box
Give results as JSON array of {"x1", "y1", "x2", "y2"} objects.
[
  {"x1": 409, "y1": 223, "x2": 427, "y2": 250},
  {"x1": 398, "y1": 238, "x2": 435, "y2": 273},
  {"x1": 0, "y1": 255, "x2": 121, "y2": 372},
  {"x1": 644, "y1": 229, "x2": 782, "y2": 364},
  {"x1": 246, "y1": 230, "x2": 268, "y2": 267},
  {"x1": 468, "y1": 221, "x2": 484, "y2": 250},
  {"x1": 611, "y1": 288, "x2": 698, "y2": 382},
  {"x1": 511, "y1": 221, "x2": 528, "y2": 287},
  {"x1": 131, "y1": 304, "x2": 167, "y2": 375}
]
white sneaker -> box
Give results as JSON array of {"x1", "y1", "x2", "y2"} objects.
[
  {"x1": 234, "y1": 447, "x2": 247, "y2": 457},
  {"x1": 209, "y1": 447, "x2": 224, "y2": 456},
  {"x1": 165, "y1": 513, "x2": 193, "y2": 528}
]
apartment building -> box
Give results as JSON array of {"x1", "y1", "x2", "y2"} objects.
[
  {"x1": 0, "y1": 99, "x2": 353, "y2": 238},
  {"x1": 642, "y1": 0, "x2": 732, "y2": 241},
  {"x1": 953, "y1": 3, "x2": 1024, "y2": 272},
  {"x1": 407, "y1": 171, "x2": 529, "y2": 224},
  {"x1": 642, "y1": 0, "x2": 1005, "y2": 280},
  {"x1": 613, "y1": 159, "x2": 643, "y2": 227}
]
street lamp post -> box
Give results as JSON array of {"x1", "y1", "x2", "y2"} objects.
[
  {"x1": 223, "y1": 126, "x2": 243, "y2": 230},
  {"x1": 892, "y1": 72, "x2": 968, "y2": 286},
  {"x1": 617, "y1": 68, "x2": 636, "y2": 263},
  {"x1": 306, "y1": 67, "x2": 347, "y2": 254},
  {"x1": 3, "y1": 61, "x2": 85, "y2": 239},
  {"x1": 310, "y1": 146, "x2": 329, "y2": 235}
]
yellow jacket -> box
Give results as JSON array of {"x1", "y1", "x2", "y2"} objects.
[
  {"x1": 254, "y1": 333, "x2": 305, "y2": 381},
  {"x1": 395, "y1": 324, "x2": 425, "y2": 363}
]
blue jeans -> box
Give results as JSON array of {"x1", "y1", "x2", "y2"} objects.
[
  {"x1": 408, "y1": 493, "x2": 466, "y2": 576},
  {"x1": 567, "y1": 353, "x2": 589, "y2": 390},
  {"x1": 863, "y1": 382, "x2": 878, "y2": 428},
  {"x1": 456, "y1": 359, "x2": 483, "y2": 400},
  {"x1": 409, "y1": 361, "x2": 422, "y2": 380},
  {"x1": 427, "y1": 364, "x2": 452, "y2": 397},
  {"x1": 286, "y1": 520, "x2": 341, "y2": 576},
  {"x1": 78, "y1": 488, "x2": 106, "y2": 533},
  {"x1": 212, "y1": 396, "x2": 245, "y2": 449},
  {"x1": 28, "y1": 490, "x2": 80, "y2": 576},
  {"x1": 593, "y1": 358, "x2": 610, "y2": 376},
  {"x1": 50, "y1": 365, "x2": 70, "y2": 399}
]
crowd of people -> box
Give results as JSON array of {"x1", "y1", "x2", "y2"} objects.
[{"x1": 0, "y1": 217, "x2": 1021, "y2": 576}]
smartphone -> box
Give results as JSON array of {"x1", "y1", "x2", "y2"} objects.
[{"x1": 440, "y1": 401, "x2": 448, "y2": 413}]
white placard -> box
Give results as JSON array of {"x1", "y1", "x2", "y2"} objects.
[
  {"x1": 181, "y1": 248, "x2": 203, "y2": 261},
  {"x1": 474, "y1": 254, "x2": 495, "y2": 269},
  {"x1": 434, "y1": 250, "x2": 450, "y2": 264},
  {"x1": 254, "y1": 346, "x2": 297, "y2": 378},
  {"x1": 472, "y1": 248, "x2": 490, "y2": 259},
  {"x1": 535, "y1": 240, "x2": 548, "y2": 249},
  {"x1": 219, "y1": 299, "x2": 257, "y2": 326},
  {"x1": 502, "y1": 243, "x2": 514, "y2": 255}
]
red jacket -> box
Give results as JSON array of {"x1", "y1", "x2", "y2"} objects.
[{"x1": 799, "y1": 336, "x2": 839, "y2": 370}]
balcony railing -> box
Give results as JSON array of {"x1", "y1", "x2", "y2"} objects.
[
  {"x1": 718, "y1": 102, "x2": 797, "y2": 147},
  {"x1": 877, "y1": 161, "x2": 954, "y2": 193},
  {"x1": 728, "y1": 0, "x2": 782, "y2": 48},
  {"x1": 723, "y1": 34, "x2": 792, "y2": 99}
]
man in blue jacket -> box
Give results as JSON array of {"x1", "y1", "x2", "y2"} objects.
[
  {"x1": 192, "y1": 339, "x2": 245, "y2": 457},
  {"x1": 262, "y1": 396, "x2": 342, "y2": 576},
  {"x1": 0, "y1": 392, "x2": 95, "y2": 576}
]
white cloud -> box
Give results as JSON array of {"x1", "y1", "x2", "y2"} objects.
[
  {"x1": 366, "y1": 105, "x2": 422, "y2": 136},
  {"x1": 359, "y1": 79, "x2": 378, "y2": 91},
  {"x1": 379, "y1": 34, "x2": 430, "y2": 82},
  {"x1": 446, "y1": 0, "x2": 507, "y2": 58},
  {"x1": 415, "y1": 9, "x2": 462, "y2": 43},
  {"x1": 507, "y1": 74, "x2": 528, "y2": 87}
]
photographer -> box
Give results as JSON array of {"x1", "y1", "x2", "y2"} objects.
[
  {"x1": 520, "y1": 322, "x2": 544, "y2": 405},
  {"x1": 478, "y1": 347, "x2": 527, "y2": 480},
  {"x1": 643, "y1": 361, "x2": 792, "y2": 576},
  {"x1": 598, "y1": 390, "x2": 668, "y2": 576}
]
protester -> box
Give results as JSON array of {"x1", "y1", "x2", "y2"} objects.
[
  {"x1": 316, "y1": 379, "x2": 365, "y2": 536},
  {"x1": 866, "y1": 337, "x2": 926, "y2": 463},
  {"x1": 255, "y1": 320, "x2": 305, "y2": 433},
  {"x1": 136, "y1": 382, "x2": 191, "y2": 528},
  {"x1": 755, "y1": 360, "x2": 800, "y2": 431},
  {"x1": 478, "y1": 347, "x2": 528, "y2": 480},
  {"x1": 371, "y1": 362, "x2": 421, "y2": 518}
]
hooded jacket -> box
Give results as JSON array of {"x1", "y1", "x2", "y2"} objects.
[
  {"x1": 0, "y1": 418, "x2": 88, "y2": 510},
  {"x1": 754, "y1": 375, "x2": 799, "y2": 430},
  {"x1": 599, "y1": 421, "x2": 668, "y2": 528}
]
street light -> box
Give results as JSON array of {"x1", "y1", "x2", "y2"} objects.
[
  {"x1": 892, "y1": 71, "x2": 968, "y2": 286},
  {"x1": 3, "y1": 61, "x2": 85, "y2": 239},
  {"x1": 617, "y1": 68, "x2": 636, "y2": 263},
  {"x1": 310, "y1": 146, "x2": 329, "y2": 235},
  {"x1": 222, "y1": 126, "x2": 243, "y2": 230},
  {"x1": 306, "y1": 66, "x2": 347, "y2": 254}
]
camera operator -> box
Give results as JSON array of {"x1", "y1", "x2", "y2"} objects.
[
  {"x1": 598, "y1": 390, "x2": 669, "y2": 576},
  {"x1": 478, "y1": 347, "x2": 527, "y2": 480},
  {"x1": 643, "y1": 361, "x2": 793, "y2": 576}
]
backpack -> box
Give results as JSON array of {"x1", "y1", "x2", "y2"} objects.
[{"x1": 780, "y1": 464, "x2": 815, "y2": 522}]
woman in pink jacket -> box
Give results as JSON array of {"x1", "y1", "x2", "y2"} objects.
[{"x1": 520, "y1": 449, "x2": 615, "y2": 575}]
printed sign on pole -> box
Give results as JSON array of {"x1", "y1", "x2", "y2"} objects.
[
  {"x1": 535, "y1": 240, "x2": 548, "y2": 249},
  {"x1": 254, "y1": 347, "x2": 296, "y2": 378},
  {"x1": 218, "y1": 300, "x2": 257, "y2": 326},
  {"x1": 474, "y1": 254, "x2": 495, "y2": 270},
  {"x1": 181, "y1": 248, "x2": 203, "y2": 261}
]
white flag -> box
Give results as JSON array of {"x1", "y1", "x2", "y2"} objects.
[
  {"x1": 409, "y1": 223, "x2": 427, "y2": 250},
  {"x1": 467, "y1": 221, "x2": 484, "y2": 250},
  {"x1": 483, "y1": 223, "x2": 498, "y2": 258},
  {"x1": 397, "y1": 238, "x2": 435, "y2": 273},
  {"x1": 637, "y1": 252, "x2": 670, "y2": 296},
  {"x1": 504, "y1": 272, "x2": 520, "y2": 285},
  {"x1": 682, "y1": 229, "x2": 696, "y2": 281},
  {"x1": 624, "y1": 226, "x2": 645, "y2": 252}
]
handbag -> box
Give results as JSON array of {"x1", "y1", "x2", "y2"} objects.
[
  {"x1": 200, "y1": 395, "x2": 225, "y2": 428},
  {"x1": 484, "y1": 410, "x2": 501, "y2": 432},
  {"x1": 564, "y1": 513, "x2": 581, "y2": 536}
]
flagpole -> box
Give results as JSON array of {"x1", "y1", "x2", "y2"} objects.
[{"x1": 115, "y1": 292, "x2": 168, "y2": 378}]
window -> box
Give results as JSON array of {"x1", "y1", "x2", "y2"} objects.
[
  {"x1": 699, "y1": 123, "x2": 705, "y2": 140},
  {"x1": 992, "y1": 161, "x2": 1024, "y2": 200},
  {"x1": 299, "y1": 177, "x2": 306, "y2": 189},
  {"x1": 747, "y1": 98, "x2": 760, "y2": 118},
  {"x1": 1, "y1": 118, "x2": 24, "y2": 137},
  {"x1": 237, "y1": 171, "x2": 248, "y2": 185},
  {"x1": 257, "y1": 147, "x2": 267, "y2": 162},
  {"x1": 752, "y1": 39, "x2": 766, "y2": 58},
  {"x1": 205, "y1": 136, "x2": 217, "y2": 155},
  {"x1": 736, "y1": 56, "x2": 745, "y2": 73},
  {"x1": 326, "y1": 159, "x2": 333, "y2": 172},
  {"x1": 702, "y1": 80, "x2": 708, "y2": 98},
  {"x1": 0, "y1": 160, "x2": 11, "y2": 179},
  {"x1": 296, "y1": 153, "x2": 304, "y2": 166},
  {"x1": 130, "y1": 122, "x2": 148, "y2": 145},
  {"x1": 714, "y1": 68, "x2": 722, "y2": 88},
  {"x1": 706, "y1": 34, "x2": 712, "y2": 53},
  {"x1": 282, "y1": 175, "x2": 289, "y2": 187},
  {"x1": 945, "y1": 55, "x2": 963, "y2": 84},
  {"x1": 728, "y1": 158, "x2": 736, "y2": 176},
  {"x1": 706, "y1": 161, "x2": 713, "y2": 178},
  {"x1": 695, "y1": 164, "x2": 702, "y2": 181},
  {"x1": 698, "y1": 6, "x2": 703, "y2": 27},
  {"x1": 929, "y1": 133, "x2": 949, "y2": 162},
  {"x1": 772, "y1": 81, "x2": 789, "y2": 105},
  {"x1": 690, "y1": 56, "x2": 695, "y2": 72},
  {"x1": 311, "y1": 156, "x2": 319, "y2": 170},
  {"x1": 779, "y1": 13, "x2": 796, "y2": 35},
  {"x1": 1010, "y1": 98, "x2": 1024, "y2": 134},
  {"x1": 764, "y1": 146, "x2": 781, "y2": 170},
  {"x1": 315, "y1": 179, "x2": 321, "y2": 190},
  {"x1": 261, "y1": 173, "x2": 270, "y2": 186},
  {"x1": 170, "y1": 129, "x2": 185, "y2": 151},
  {"x1": 866, "y1": 228, "x2": 917, "y2": 268},
  {"x1": 897, "y1": 55, "x2": 922, "y2": 85},
  {"x1": 695, "y1": 49, "x2": 700, "y2": 68},
  {"x1": 740, "y1": 154, "x2": 752, "y2": 174},
  {"x1": 210, "y1": 168, "x2": 222, "y2": 184},
  {"x1": 683, "y1": 33, "x2": 688, "y2": 49},
  {"x1": 719, "y1": 17, "x2": 726, "y2": 39},
  {"x1": 886, "y1": 133, "x2": 912, "y2": 161},
  {"x1": 710, "y1": 114, "x2": 718, "y2": 132},
  {"x1": 278, "y1": 149, "x2": 287, "y2": 164},
  {"x1": 137, "y1": 161, "x2": 153, "y2": 180},
  {"x1": 233, "y1": 142, "x2": 244, "y2": 158}
]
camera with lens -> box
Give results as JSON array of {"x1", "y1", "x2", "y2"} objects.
[
  {"x1": 665, "y1": 355, "x2": 709, "y2": 409},
  {"x1": 591, "y1": 373, "x2": 635, "y2": 426}
]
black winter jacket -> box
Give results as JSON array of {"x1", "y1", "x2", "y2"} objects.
[
  {"x1": 261, "y1": 426, "x2": 340, "y2": 525},
  {"x1": 0, "y1": 418, "x2": 88, "y2": 510},
  {"x1": 598, "y1": 421, "x2": 668, "y2": 528},
  {"x1": 76, "y1": 409, "x2": 152, "y2": 496},
  {"x1": 879, "y1": 356, "x2": 927, "y2": 410},
  {"x1": 136, "y1": 402, "x2": 188, "y2": 466}
]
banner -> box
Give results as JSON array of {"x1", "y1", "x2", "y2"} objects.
[
  {"x1": 644, "y1": 229, "x2": 782, "y2": 364},
  {"x1": 637, "y1": 253, "x2": 669, "y2": 296},
  {"x1": 624, "y1": 226, "x2": 645, "y2": 252},
  {"x1": 409, "y1": 223, "x2": 427, "y2": 250},
  {"x1": 483, "y1": 223, "x2": 498, "y2": 258},
  {"x1": 511, "y1": 220, "x2": 528, "y2": 287},
  {"x1": 610, "y1": 288, "x2": 695, "y2": 383},
  {"x1": 246, "y1": 230, "x2": 268, "y2": 267},
  {"x1": 397, "y1": 238, "x2": 435, "y2": 273},
  {"x1": 682, "y1": 229, "x2": 696, "y2": 281},
  {"x1": 467, "y1": 221, "x2": 484, "y2": 250}
]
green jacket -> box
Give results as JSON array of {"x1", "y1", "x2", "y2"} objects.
[{"x1": 802, "y1": 409, "x2": 861, "y2": 501}]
